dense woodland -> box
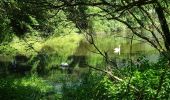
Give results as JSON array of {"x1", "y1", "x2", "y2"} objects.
[{"x1": 1, "y1": 0, "x2": 170, "y2": 99}]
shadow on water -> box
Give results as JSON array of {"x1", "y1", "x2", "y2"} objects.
[
  {"x1": 61, "y1": 40, "x2": 89, "y2": 74},
  {"x1": 68, "y1": 55, "x2": 87, "y2": 68},
  {"x1": 0, "y1": 54, "x2": 35, "y2": 76}
]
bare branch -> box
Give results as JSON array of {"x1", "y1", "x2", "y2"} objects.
[{"x1": 127, "y1": 10, "x2": 164, "y2": 51}]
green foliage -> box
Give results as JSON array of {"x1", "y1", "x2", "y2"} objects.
[
  {"x1": 62, "y1": 57, "x2": 170, "y2": 100},
  {"x1": 0, "y1": 17, "x2": 13, "y2": 43},
  {"x1": 0, "y1": 45, "x2": 17, "y2": 55},
  {"x1": 64, "y1": 0, "x2": 89, "y2": 30},
  {"x1": 0, "y1": 75, "x2": 54, "y2": 100},
  {"x1": 0, "y1": 0, "x2": 55, "y2": 37},
  {"x1": 1, "y1": 1, "x2": 170, "y2": 99}
]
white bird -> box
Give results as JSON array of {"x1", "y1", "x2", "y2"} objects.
[
  {"x1": 114, "y1": 45, "x2": 120, "y2": 55},
  {"x1": 60, "y1": 62, "x2": 69, "y2": 70}
]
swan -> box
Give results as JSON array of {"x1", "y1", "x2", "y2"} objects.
[{"x1": 114, "y1": 45, "x2": 120, "y2": 55}]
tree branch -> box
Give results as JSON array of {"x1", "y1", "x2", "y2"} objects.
[{"x1": 86, "y1": 64, "x2": 139, "y2": 92}]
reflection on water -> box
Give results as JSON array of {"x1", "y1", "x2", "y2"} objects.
[{"x1": 0, "y1": 40, "x2": 160, "y2": 73}]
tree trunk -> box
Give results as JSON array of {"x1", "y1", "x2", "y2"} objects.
[{"x1": 155, "y1": 6, "x2": 170, "y2": 51}]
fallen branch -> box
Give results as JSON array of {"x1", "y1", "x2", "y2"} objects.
[{"x1": 86, "y1": 64, "x2": 139, "y2": 92}]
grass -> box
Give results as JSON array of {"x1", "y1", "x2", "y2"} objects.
[
  {"x1": 44, "y1": 33, "x2": 83, "y2": 61},
  {"x1": 0, "y1": 75, "x2": 57, "y2": 100}
]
